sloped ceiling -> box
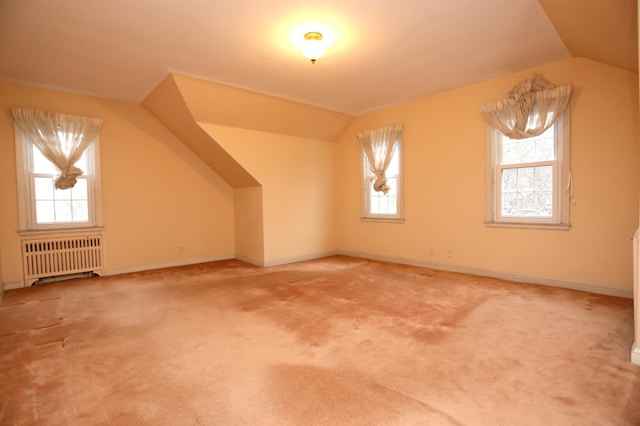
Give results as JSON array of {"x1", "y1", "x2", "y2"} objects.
[
  {"x1": 0, "y1": 0, "x2": 636, "y2": 116},
  {"x1": 141, "y1": 73, "x2": 355, "y2": 187},
  {"x1": 140, "y1": 74, "x2": 260, "y2": 188},
  {"x1": 167, "y1": 74, "x2": 354, "y2": 141},
  {"x1": 538, "y1": 0, "x2": 638, "y2": 73}
]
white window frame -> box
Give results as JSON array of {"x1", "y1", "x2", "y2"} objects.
[
  {"x1": 361, "y1": 141, "x2": 404, "y2": 222},
  {"x1": 485, "y1": 108, "x2": 571, "y2": 230},
  {"x1": 15, "y1": 125, "x2": 103, "y2": 233}
]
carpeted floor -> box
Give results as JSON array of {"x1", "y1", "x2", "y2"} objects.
[{"x1": 1, "y1": 255, "x2": 639, "y2": 425}]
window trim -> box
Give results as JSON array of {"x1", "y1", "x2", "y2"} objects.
[
  {"x1": 485, "y1": 108, "x2": 571, "y2": 230},
  {"x1": 360, "y1": 139, "x2": 404, "y2": 222},
  {"x1": 15, "y1": 124, "x2": 103, "y2": 234}
]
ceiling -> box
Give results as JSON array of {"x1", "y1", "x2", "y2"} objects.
[{"x1": 0, "y1": 0, "x2": 636, "y2": 116}]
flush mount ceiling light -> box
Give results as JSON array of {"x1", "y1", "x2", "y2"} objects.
[
  {"x1": 289, "y1": 24, "x2": 335, "y2": 64},
  {"x1": 301, "y1": 31, "x2": 325, "y2": 64}
]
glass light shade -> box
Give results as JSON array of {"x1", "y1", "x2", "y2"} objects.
[{"x1": 301, "y1": 39, "x2": 325, "y2": 60}]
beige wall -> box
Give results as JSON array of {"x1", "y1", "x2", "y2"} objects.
[
  {"x1": 1, "y1": 57, "x2": 637, "y2": 294},
  {"x1": 234, "y1": 186, "x2": 265, "y2": 264},
  {"x1": 0, "y1": 247, "x2": 3, "y2": 292},
  {"x1": 336, "y1": 58, "x2": 640, "y2": 291},
  {"x1": 142, "y1": 73, "x2": 350, "y2": 267},
  {"x1": 0, "y1": 81, "x2": 236, "y2": 286},
  {"x1": 201, "y1": 124, "x2": 338, "y2": 265},
  {"x1": 633, "y1": 0, "x2": 640, "y2": 363}
]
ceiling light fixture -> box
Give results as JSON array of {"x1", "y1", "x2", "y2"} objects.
[{"x1": 301, "y1": 31, "x2": 325, "y2": 64}]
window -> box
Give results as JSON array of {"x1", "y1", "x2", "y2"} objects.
[
  {"x1": 485, "y1": 109, "x2": 571, "y2": 229},
  {"x1": 15, "y1": 126, "x2": 102, "y2": 232},
  {"x1": 361, "y1": 138, "x2": 403, "y2": 221}
]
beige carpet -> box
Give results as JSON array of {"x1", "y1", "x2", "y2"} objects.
[{"x1": 1, "y1": 256, "x2": 639, "y2": 425}]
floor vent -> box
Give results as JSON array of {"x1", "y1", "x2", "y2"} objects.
[{"x1": 22, "y1": 235, "x2": 104, "y2": 287}]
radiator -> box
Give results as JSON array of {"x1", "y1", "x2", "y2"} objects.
[{"x1": 22, "y1": 235, "x2": 104, "y2": 286}]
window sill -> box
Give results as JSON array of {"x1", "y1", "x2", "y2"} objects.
[
  {"x1": 361, "y1": 217, "x2": 405, "y2": 224},
  {"x1": 18, "y1": 226, "x2": 104, "y2": 237},
  {"x1": 484, "y1": 221, "x2": 570, "y2": 231}
]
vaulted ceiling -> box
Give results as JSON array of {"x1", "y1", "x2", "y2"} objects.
[{"x1": 0, "y1": 0, "x2": 636, "y2": 115}]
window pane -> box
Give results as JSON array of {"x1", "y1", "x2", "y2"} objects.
[
  {"x1": 36, "y1": 200, "x2": 55, "y2": 223},
  {"x1": 517, "y1": 191, "x2": 535, "y2": 214},
  {"x1": 538, "y1": 124, "x2": 555, "y2": 139},
  {"x1": 501, "y1": 140, "x2": 518, "y2": 165},
  {"x1": 385, "y1": 196, "x2": 398, "y2": 214},
  {"x1": 72, "y1": 201, "x2": 89, "y2": 221},
  {"x1": 74, "y1": 151, "x2": 88, "y2": 171},
  {"x1": 502, "y1": 169, "x2": 517, "y2": 191},
  {"x1": 361, "y1": 133, "x2": 402, "y2": 220},
  {"x1": 369, "y1": 178, "x2": 398, "y2": 215},
  {"x1": 535, "y1": 191, "x2": 553, "y2": 216},
  {"x1": 23, "y1": 129, "x2": 98, "y2": 229},
  {"x1": 370, "y1": 192, "x2": 380, "y2": 214},
  {"x1": 384, "y1": 177, "x2": 398, "y2": 196},
  {"x1": 34, "y1": 177, "x2": 55, "y2": 200},
  {"x1": 518, "y1": 139, "x2": 537, "y2": 163},
  {"x1": 502, "y1": 192, "x2": 518, "y2": 216},
  {"x1": 71, "y1": 178, "x2": 88, "y2": 200},
  {"x1": 535, "y1": 165, "x2": 553, "y2": 191},
  {"x1": 500, "y1": 124, "x2": 556, "y2": 165},
  {"x1": 55, "y1": 187, "x2": 71, "y2": 201},
  {"x1": 491, "y1": 113, "x2": 566, "y2": 225},
  {"x1": 32, "y1": 172, "x2": 90, "y2": 224},
  {"x1": 385, "y1": 148, "x2": 400, "y2": 175},
  {"x1": 536, "y1": 138, "x2": 554, "y2": 162},
  {"x1": 32, "y1": 146, "x2": 58, "y2": 174},
  {"x1": 54, "y1": 200, "x2": 72, "y2": 222},
  {"x1": 517, "y1": 167, "x2": 534, "y2": 191},
  {"x1": 31, "y1": 144, "x2": 88, "y2": 174},
  {"x1": 501, "y1": 165, "x2": 554, "y2": 218}
]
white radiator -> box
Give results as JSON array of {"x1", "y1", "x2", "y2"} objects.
[{"x1": 22, "y1": 234, "x2": 104, "y2": 286}]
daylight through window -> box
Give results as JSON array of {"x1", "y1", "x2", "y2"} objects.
[
  {"x1": 486, "y1": 109, "x2": 571, "y2": 229},
  {"x1": 13, "y1": 109, "x2": 102, "y2": 232},
  {"x1": 359, "y1": 124, "x2": 404, "y2": 221},
  {"x1": 31, "y1": 145, "x2": 91, "y2": 225}
]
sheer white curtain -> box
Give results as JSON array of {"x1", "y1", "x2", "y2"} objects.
[
  {"x1": 358, "y1": 124, "x2": 403, "y2": 194},
  {"x1": 480, "y1": 74, "x2": 571, "y2": 139},
  {"x1": 12, "y1": 108, "x2": 102, "y2": 189}
]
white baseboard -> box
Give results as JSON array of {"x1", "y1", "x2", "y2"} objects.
[
  {"x1": 261, "y1": 250, "x2": 339, "y2": 268},
  {"x1": 225, "y1": 251, "x2": 342, "y2": 268},
  {"x1": 235, "y1": 254, "x2": 264, "y2": 267},
  {"x1": 104, "y1": 254, "x2": 235, "y2": 276},
  {"x1": 13, "y1": 249, "x2": 633, "y2": 300},
  {"x1": 632, "y1": 343, "x2": 640, "y2": 365},
  {"x1": 4, "y1": 281, "x2": 24, "y2": 290},
  {"x1": 338, "y1": 250, "x2": 633, "y2": 299}
]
